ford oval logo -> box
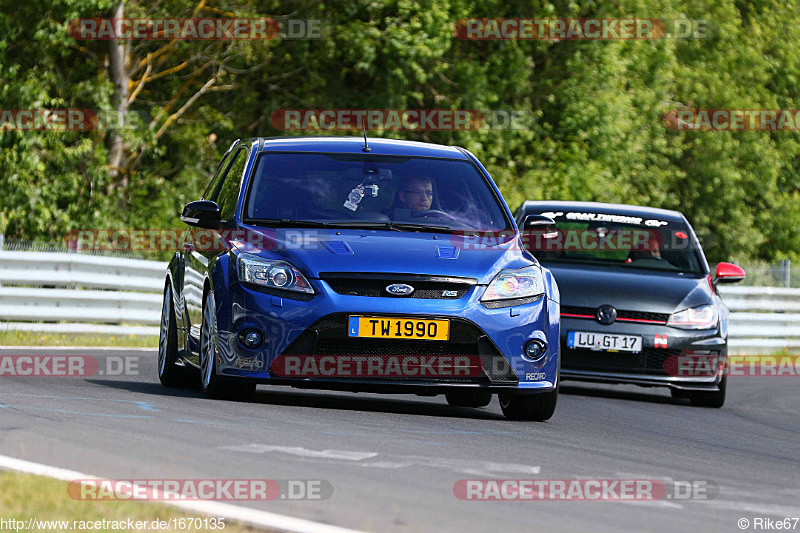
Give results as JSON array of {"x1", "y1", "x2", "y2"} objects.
[{"x1": 385, "y1": 283, "x2": 414, "y2": 296}]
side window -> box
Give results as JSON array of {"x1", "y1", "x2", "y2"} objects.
[
  {"x1": 202, "y1": 150, "x2": 234, "y2": 200},
  {"x1": 216, "y1": 148, "x2": 248, "y2": 221}
]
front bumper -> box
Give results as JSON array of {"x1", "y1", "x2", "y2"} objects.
[
  {"x1": 213, "y1": 277, "x2": 560, "y2": 393},
  {"x1": 559, "y1": 317, "x2": 726, "y2": 391}
]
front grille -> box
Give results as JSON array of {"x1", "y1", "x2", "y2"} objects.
[
  {"x1": 313, "y1": 339, "x2": 480, "y2": 382},
  {"x1": 561, "y1": 306, "x2": 595, "y2": 317},
  {"x1": 562, "y1": 347, "x2": 681, "y2": 374},
  {"x1": 561, "y1": 306, "x2": 669, "y2": 324},
  {"x1": 315, "y1": 338, "x2": 476, "y2": 357},
  {"x1": 477, "y1": 336, "x2": 517, "y2": 383},
  {"x1": 643, "y1": 348, "x2": 684, "y2": 372},
  {"x1": 320, "y1": 272, "x2": 475, "y2": 299},
  {"x1": 275, "y1": 313, "x2": 517, "y2": 384},
  {"x1": 618, "y1": 310, "x2": 670, "y2": 323}
]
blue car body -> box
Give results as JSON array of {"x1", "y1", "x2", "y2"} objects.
[{"x1": 160, "y1": 137, "x2": 560, "y2": 419}]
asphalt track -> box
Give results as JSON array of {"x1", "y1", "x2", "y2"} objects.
[{"x1": 0, "y1": 347, "x2": 798, "y2": 532}]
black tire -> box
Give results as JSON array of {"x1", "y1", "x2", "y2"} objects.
[
  {"x1": 199, "y1": 289, "x2": 256, "y2": 401},
  {"x1": 499, "y1": 387, "x2": 558, "y2": 421},
  {"x1": 445, "y1": 390, "x2": 493, "y2": 408},
  {"x1": 158, "y1": 283, "x2": 188, "y2": 387},
  {"x1": 690, "y1": 375, "x2": 726, "y2": 408}
]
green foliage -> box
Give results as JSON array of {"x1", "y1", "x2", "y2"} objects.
[{"x1": 0, "y1": 0, "x2": 798, "y2": 262}]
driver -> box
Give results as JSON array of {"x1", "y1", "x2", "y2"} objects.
[
  {"x1": 643, "y1": 236, "x2": 662, "y2": 258},
  {"x1": 397, "y1": 175, "x2": 434, "y2": 212},
  {"x1": 628, "y1": 236, "x2": 662, "y2": 261}
]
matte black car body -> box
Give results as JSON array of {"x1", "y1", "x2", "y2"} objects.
[{"x1": 515, "y1": 201, "x2": 744, "y2": 407}]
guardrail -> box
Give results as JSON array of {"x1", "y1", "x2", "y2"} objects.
[
  {"x1": 0, "y1": 250, "x2": 166, "y2": 336},
  {"x1": 719, "y1": 286, "x2": 800, "y2": 353},
  {"x1": 0, "y1": 250, "x2": 797, "y2": 351}
]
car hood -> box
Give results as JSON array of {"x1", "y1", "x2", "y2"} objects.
[
  {"x1": 233, "y1": 227, "x2": 532, "y2": 284},
  {"x1": 543, "y1": 263, "x2": 712, "y2": 313}
]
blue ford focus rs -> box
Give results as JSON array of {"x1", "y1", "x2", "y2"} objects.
[{"x1": 158, "y1": 137, "x2": 561, "y2": 420}]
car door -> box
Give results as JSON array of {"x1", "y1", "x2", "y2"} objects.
[
  {"x1": 175, "y1": 147, "x2": 236, "y2": 356},
  {"x1": 184, "y1": 144, "x2": 250, "y2": 360}
]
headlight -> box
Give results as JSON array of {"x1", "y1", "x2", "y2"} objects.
[
  {"x1": 482, "y1": 266, "x2": 545, "y2": 302},
  {"x1": 236, "y1": 253, "x2": 314, "y2": 294},
  {"x1": 667, "y1": 305, "x2": 718, "y2": 329}
]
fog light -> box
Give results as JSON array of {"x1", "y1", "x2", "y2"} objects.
[
  {"x1": 239, "y1": 330, "x2": 263, "y2": 348},
  {"x1": 523, "y1": 340, "x2": 547, "y2": 362}
]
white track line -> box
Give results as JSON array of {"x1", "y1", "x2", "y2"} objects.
[{"x1": 0, "y1": 454, "x2": 363, "y2": 533}]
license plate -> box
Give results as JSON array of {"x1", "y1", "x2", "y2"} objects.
[
  {"x1": 348, "y1": 316, "x2": 450, "y2": 341},
  {"x1": 567, "y1": 331, "x2": 642, "y2": 353}
]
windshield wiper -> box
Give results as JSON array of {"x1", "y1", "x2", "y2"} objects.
[
  {"x1": 387, "y1": 222, "x2": 455, "y2": 233},
  {"x1": 245, "y1": 218, "x2": 458, "y2": 234},
  {"x1": 328, "y1": 221, "x2": 457, "y2": 233},
  {"x1": 244, "y1": 218, "x2": 330, "y2": 228},
  {"x1": 323, "y1": 221, "x2": 400, "y2": 230}
]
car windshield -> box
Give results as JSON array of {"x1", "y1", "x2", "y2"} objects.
[
  {"x1": 525, "y1": 211, "x2": 705, "y2": 275},
  {"x1": 244, "y1": 152, "x2": 510, "y2": 232}
]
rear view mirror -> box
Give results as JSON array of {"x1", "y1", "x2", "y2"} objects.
[
  {"x1": 714, "y1": 262, "x2": 746, "y2": 284},
  {"x1": 522, "y1": 214, "x2": 557, "y2": 238},
  {"x1": 181, "y1": 200, "x2": 221, "y2": 229}
]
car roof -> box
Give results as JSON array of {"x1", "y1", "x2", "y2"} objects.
[
  {"x1": 248, "y1": 136, "x2": 469, "y2": 159},
  {"x1": 518, "y1": 200, "x2": 686, "y2": 223}
]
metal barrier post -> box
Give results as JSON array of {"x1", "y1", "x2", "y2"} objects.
[{"x1": 781, "y1": 259, "x2": 791, "y2": 288}]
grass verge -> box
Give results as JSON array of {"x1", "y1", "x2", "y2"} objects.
[
  {"x1": 0, "y1": 330, "x2": 158, "y2": 348},
  {"x1": 0, "y1": 470, "x2": 263, "y2": 532}
]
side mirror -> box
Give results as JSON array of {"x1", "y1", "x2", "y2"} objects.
[
  {"x1": 522, "y1": 214, "x2": 557, "y2": 238},
  {"x1": 714, "y1": 262, "x2": 746, "y2": 284},
  {"x1": 181, "y1": 200, "x2": 221, "y2": 229}
]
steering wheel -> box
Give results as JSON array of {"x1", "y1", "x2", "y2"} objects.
[{"x1": 410, "y1": 209, "x2": 459, "y2": 222}]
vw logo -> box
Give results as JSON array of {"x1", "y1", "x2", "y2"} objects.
[
  {"x1": 385, "y1": 283, "x2": 414, "y2": 296},
  {"x1": 596, "y1": 305, "x2": 617, "y2": 325}
]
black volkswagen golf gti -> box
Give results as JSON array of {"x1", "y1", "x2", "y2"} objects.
[{"x1": 515, "y1": 201, "x2": 745, "y2": 407}]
